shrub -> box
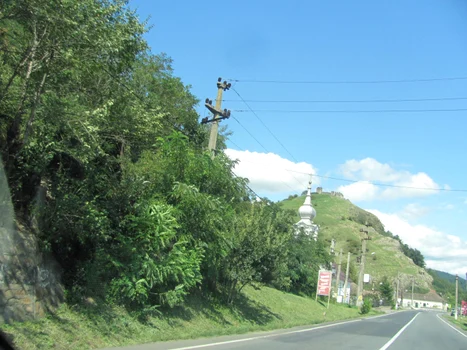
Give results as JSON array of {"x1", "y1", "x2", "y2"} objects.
[{"x1": 360, "y1": 298, "x2": 372, "y2": 314}]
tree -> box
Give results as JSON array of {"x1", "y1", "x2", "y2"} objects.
[
  {"x1": 282, "y1": 231, "x2": 332, "y2": 297},
  {"x1": 219, "y1": 202, "x2": 294, "y2": 303},
  {"x1": 379, "y1": 276, "x2": 394, "y2": 304}
]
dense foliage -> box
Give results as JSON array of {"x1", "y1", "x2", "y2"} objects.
[{"x1": 0, "y1": 0, "x2": 331, "y2": 310}]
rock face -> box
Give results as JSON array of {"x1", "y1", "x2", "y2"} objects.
[
  {"x1": 0, "y1": 165, "x2": 63, "y2": 324},
  {"x1": 0, "y1": 226, "x2": 64, "y2": 324},
  {"x1": 330, "y1": 191, "x2": 344, "y2": 198}
]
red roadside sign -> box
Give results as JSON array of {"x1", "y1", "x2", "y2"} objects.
[{"x1": 317, "y1": 270, "x2": 332, "y2": 296}]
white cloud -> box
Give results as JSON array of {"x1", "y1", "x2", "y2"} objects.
[
  {"x1": 400, "y1": 203, "x2": 431, "y2": 220},
  {"x1": 334, "y1": 181, "x2": 379, "y2": 202},
  {"x1": 367, "y1": 209, "x2": 467, "y2": 276},
  {"x1": 337, "y1": 158, "x2": 442, "y2": 202},
  {"x1": 224, "y1": 149, "x2": 318, "y2": 194}
]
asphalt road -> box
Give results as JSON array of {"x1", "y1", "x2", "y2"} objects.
[{"x1": 105, "y1": 311, "x2": 467, "y2": 350}]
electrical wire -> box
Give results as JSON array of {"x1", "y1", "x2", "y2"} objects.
[
  {"x1": 230, "y1": 88, "x2": 310, "y2": 191},
  {"x1": 227, "y1": 138, "x2": 244, "y2": 151},
  {"x1": 228, "y1": 76, "x2": 467, "y2": 85},
  {"x1": 226, "y1": 141, "x2": 297, "y2": 192},
  {"x1": 233, "y1": 108, "x2": 467, "y2": 114},
  {"x1": 223, "y1": 96, "x2": 467, "y2": 104},
  {"x1": 232, "y1": 87, "x2": 298, "y2": 162},
  {"x1": 231, "y1": 115, "x2": 269, "y2": 153},
  {"x1": 234, "y1": 159, "x2": 467, "y2": 192}
]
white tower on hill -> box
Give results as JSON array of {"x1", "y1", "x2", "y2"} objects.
[{"x1": 294, "y1": 181, "x2": 319, "y2": 240}]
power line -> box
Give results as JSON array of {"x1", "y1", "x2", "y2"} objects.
[
  {"x1": 227, "y1": 138, "x2": 244, "y2": 151},
  {"x1": 224, "y1": 96, "x2": 467, "y2": 104},
  {"x1": 225, "y1": 139, "x2": 296, "y2": 192},
  {"x1": 312, "y1": 174, "x2": 464, "y2": 192},
  {"x1": 232, "y1": 87, "x2": 298, "y2": 162},
  {"x1": 230, "y1": 170, "x2": 262, "y2": 200},
  {"x1": 231, "y1": 115, "x2": 269, "y2": 153},
  {"x1": 228, "y1": 76, "x2": 467, "y2": 85},
  {"x1": 234, "y1": 108, "x2": 467, "y2": 114},
  {"x1": 231, "y1": 89, "x2": 306, "y2": 189},
  {"x1": 235, "y1": 159, "x2": 467, "y2": 192}
]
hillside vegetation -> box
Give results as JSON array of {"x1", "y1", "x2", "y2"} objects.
[
  {"x1": 281, "y1": 193, "x2": 433, "y2": 291},
  {"x1": 428, "y1": 269, "x2": 467, "y2": 305},
  {"x1": 1, "y1": 0, "x2": 338, "y2": 339}
]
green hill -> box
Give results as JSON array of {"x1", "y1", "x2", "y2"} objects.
[
  {"x1": 429, "y1": 269, "x2": 466, "y2": 285},
  {"x1": 427, "y1": 269, "x2": 467, "y2": 304},
  {"x1": 281, "y1": 192, "x2": 433, "y2": 292}
]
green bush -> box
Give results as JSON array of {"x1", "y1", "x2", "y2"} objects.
[{"x1": 360, "y1": 298, "x2": 372, "y2": 314}]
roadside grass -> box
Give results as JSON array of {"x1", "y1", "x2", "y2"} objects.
[
  {"x1": 443, "y1": 314, "x2": 467, "y2": 331},
  {"x1": 1, "y1": 285, "x2": 380, "y2": 350}
]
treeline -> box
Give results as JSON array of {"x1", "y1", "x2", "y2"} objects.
[
  {"x1": 382, "y1": 231, "x2": 425, "y2": 268},
  {"x1": 0, "y1": 0, "x2": 330, "y2": 311}
]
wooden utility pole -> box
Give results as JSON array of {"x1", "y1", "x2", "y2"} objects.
[
  {"x1": 343, "y1": 252, "x2": 350, "y2": 304},
  {"x1": 455, "y1": 274, "x2": 459, "y2": 320},
  {"x1": 202, "y1": 78, "x2": 231, "y2": 156},
  {"x1": 335, "y1": 248, "x2": 343, "y2": 298},
  {"x1": 411, "y1": 276, "x2": 414, "y2": 308},
  {"x1": 357, "y1": 223, "x2": 371, "y2": 307}
]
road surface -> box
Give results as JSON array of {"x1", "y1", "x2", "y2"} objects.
[{"x1": 104, "y1": 311, "x2": 466, "y2": 350}]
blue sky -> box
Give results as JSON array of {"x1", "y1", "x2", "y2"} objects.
[{"x1": 131, "y1": 0, "x2": 467, "y2": 275}]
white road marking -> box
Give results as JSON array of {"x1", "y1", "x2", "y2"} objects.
[
  {"x1": 436, "y1": 313, "x2": 467, "y2": 338},
  {"x1": 378, "y1": 312, "x2": 420, "y2": 350},
  {"x1": 168, "y1": 312, "x2": 410, "y2": 350}
]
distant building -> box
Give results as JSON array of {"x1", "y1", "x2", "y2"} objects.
[
  {"x1": 397, "y1": 290, "x2": 446, "y2": 309},
  {"x1": 294, "y1": 181, "x2": 319, "y2": 240}
]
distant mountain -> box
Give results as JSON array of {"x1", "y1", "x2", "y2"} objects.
[
  {"x1": 427, "y1": 268, "x2": 467, "y2": 304},
  {"x1": 433, "y1": 269, "x2": 465, "y2": 281}
]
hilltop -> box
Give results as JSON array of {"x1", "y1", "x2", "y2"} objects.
[{"x1": 281, "y1": 192, "x2": 433, "y2": 292}]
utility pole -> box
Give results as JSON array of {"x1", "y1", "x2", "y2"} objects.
[
  {"x1": 202, "y1": 77, "x2": 232, "y2": 156},
  {"x1": 343, "y1": 252, "x2": 351, "y2": 304},
  {"x1": 357, "y1": 223, "x2": 371, "y2": 307},
  {"x1": 395, "y1": 273, "x2": 400, "y2": 309},
  {"x1": 411, "y1": 276, "x2": 414, "y2": 309},
  {"x1": 455, "y1": 274, "x2": 459, "y2": 320},
  {"x1": 335, "y1": 248, "x2": 343, "y2": 299}
]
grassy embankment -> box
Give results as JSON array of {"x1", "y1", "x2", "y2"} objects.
[
  {"x1": 2, "y1": 285, "x2": 380, "y2": 350},
  {"x1": 443, "y1": 314, "x2": 467, "y2": 331}
]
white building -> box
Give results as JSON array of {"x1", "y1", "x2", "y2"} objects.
[
  {"x1": 294, "y1": 181, "x2": 319, "y2": 240},
  {"x1": 397, "y1": 290, "x2": 446, "y2": 309}
]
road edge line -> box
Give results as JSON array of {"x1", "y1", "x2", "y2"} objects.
[
  {"x1": 436, "y1": 314, "x2": 467, "y2": 338},
  {"x1": 169, "y1": 312, "x2": 409, "y2": 350},
  {"x1": 378, "y1": 312, "x2": 420, "y2": 350}
]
